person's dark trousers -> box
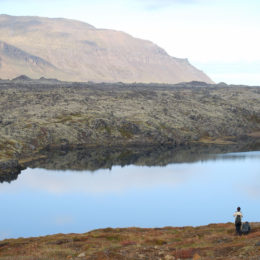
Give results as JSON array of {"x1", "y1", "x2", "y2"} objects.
[{"x1": 235, "y1": 222, "x2": 242, "y2": 235}]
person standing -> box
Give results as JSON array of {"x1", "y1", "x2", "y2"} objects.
[{"x1": 233, "y1": 207, "x2": 243, "y2": 235}]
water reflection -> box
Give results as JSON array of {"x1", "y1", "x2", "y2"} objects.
[
  {"x1": 0, "y1": 171, "x2": 20, "y2": 183},
  {"x1": 1, "y1": 142, "x2": 259, "y2": 184},
  {"x1": 27, "y1": 142, "x2": 260, "y2": 170},
  {"x1": 2, "y1": 150, "x2": 259, "y2": 195},
  {"x1": 0, "y1": 165, "x2": 197, "y2": 194},
  {"x1": 0, "y1": 150, "x2": 259, "y2": 239}
]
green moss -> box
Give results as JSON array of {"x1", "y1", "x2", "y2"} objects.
[
  {"x1": 54, "y1": 113, "x2": 86, "y2": 124},
  {"x1": 118, "y1": 150, "x2": 132, "y2": 160},
  {"x1": 145, "y1": 239, "x2": 167, "y2": 245},
  {"x1": 45, "y1": 248, "x2": 76, "y2": 258},
  {"x1": 55, "y1": 115, "x2": 74, "y2": 123},
  {"x1": 119, "y1": 128, "x2": 133, "y2": 139},
  {"x1": 249, "y1": 114, "x2": 260, "y2": 124},
  {"x1": 24, "y1": 123, "x2": 33, "y2": 128},
  {"x1": 70, "y1": 112, "x2": 82, "y2": 117},
  {"x1": 160, "y1": 123, "x2": 168, "y2": 130},
  {"x1": 105, "y1": 235, "x2": 121, "y2": 241},
  {"x1": 0, "y1": 139, "x2": 18, "y2": 158},
  {"x1": 99, "y1": 125, "x2": 112, "y2": 134},
  {"x1": 169, "y1": 238, "x2": 182, "y2": 242}
]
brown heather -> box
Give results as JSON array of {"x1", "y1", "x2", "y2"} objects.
[{"x1": 1, "y1": 223, "x2": 260, "y2": 259}]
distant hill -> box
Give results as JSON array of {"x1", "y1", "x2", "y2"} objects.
[
  {"x1": 12, "y1": 75, "x2": 32, "y2": 81},
  {"x1": 0, "y1": 14, "x2": 213, "y2": 83}
]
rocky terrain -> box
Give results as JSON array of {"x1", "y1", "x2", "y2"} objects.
[
  {"x1": 0, "y1": 79, "x2": 259, "y2": 258},
  {"x1": 0, "y1": 78, "x2": 259, "y2": 177},
  {"x1": 0, "y1": 14, "x2": 212, "y2": 84},
  {"x1": 1, "y1": 223, "x2": 260, "y2": 259}
]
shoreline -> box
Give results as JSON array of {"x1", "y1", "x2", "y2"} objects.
[{"x1": 1, "y1": 135, "x2": 259, "y2": 183}]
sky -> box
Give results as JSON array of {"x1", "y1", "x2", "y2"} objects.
[{"x1": 1, "y1": 0, "x2": 260, "y2": 85}]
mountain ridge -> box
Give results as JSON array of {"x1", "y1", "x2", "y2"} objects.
[{"x1": 0, "y1": 14, "x2": 213, "y2": 83}]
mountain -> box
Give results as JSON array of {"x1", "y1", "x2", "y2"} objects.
[{"x1": 0, "y1": 14, "x2": 213, "y2": 83}]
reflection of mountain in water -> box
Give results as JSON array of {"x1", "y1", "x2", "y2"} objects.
[
  {"x1": 1, "y1": 142, "x2": 259, "y2": 183},
  {"x1": 215, "y1": 152, "x2": 260, "y2": 161},
  {"x1": 27, "y1": 142, "x2": 260, "y2": 171}
]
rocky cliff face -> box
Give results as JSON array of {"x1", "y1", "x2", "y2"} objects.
[{"x1": 0, "y1": 14, "x2": 213, "y2": 83}]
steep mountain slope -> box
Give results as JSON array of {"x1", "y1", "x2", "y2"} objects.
[
  {"x1": 0, "y1": 40, "x2": 66, "y2": 79},
  {"x1": 0, "y1": 14, "x2": 213, "y2": 83}
]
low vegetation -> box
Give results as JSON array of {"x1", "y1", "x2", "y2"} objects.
[
  {"x1": 0, "y1": 79, "x2": 259, "y2": 174},
  {"x1": 1, "y1": 223, "x2": 260, "y2": 259}
]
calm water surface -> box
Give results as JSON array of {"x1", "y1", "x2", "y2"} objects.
[{"x1": 0, "y1": 151, "x2": 260, "y2": 239}]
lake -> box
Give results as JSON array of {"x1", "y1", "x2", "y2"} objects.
[{"x1": 0, "y1": 148, "x2": 259, "y2": 240}]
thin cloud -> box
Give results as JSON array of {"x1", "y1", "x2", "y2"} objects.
[{"x1": 140, "y1": 0, "x2": 202, "y2": 10}]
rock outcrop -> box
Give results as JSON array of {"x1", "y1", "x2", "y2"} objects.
[{"x1": 0, "y1": 80, "x2": 259, "y2": 167}]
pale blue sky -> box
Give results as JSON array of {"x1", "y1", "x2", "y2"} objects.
[{"x1": 1, "y1": 0, "x2": 260, "y2": 85}]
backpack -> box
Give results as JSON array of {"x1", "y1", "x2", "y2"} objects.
[
  {"x1": 241, "y1": 222, "x2": 251, "y2": 234},
  {"x1": 235, "y1": 214, "x2": 241, "y2": 225}
]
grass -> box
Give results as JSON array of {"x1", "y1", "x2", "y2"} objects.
[{"x1": 195, "y1": 136, "x2": 235, "y2": 145}]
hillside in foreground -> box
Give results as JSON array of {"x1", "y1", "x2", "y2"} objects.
[
  {"x1": 0, "y1": 14, "x2": 212, "y2": 84},
  {"x1": 1, "y1": 223, "x2": 260, "y2": 259}
]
